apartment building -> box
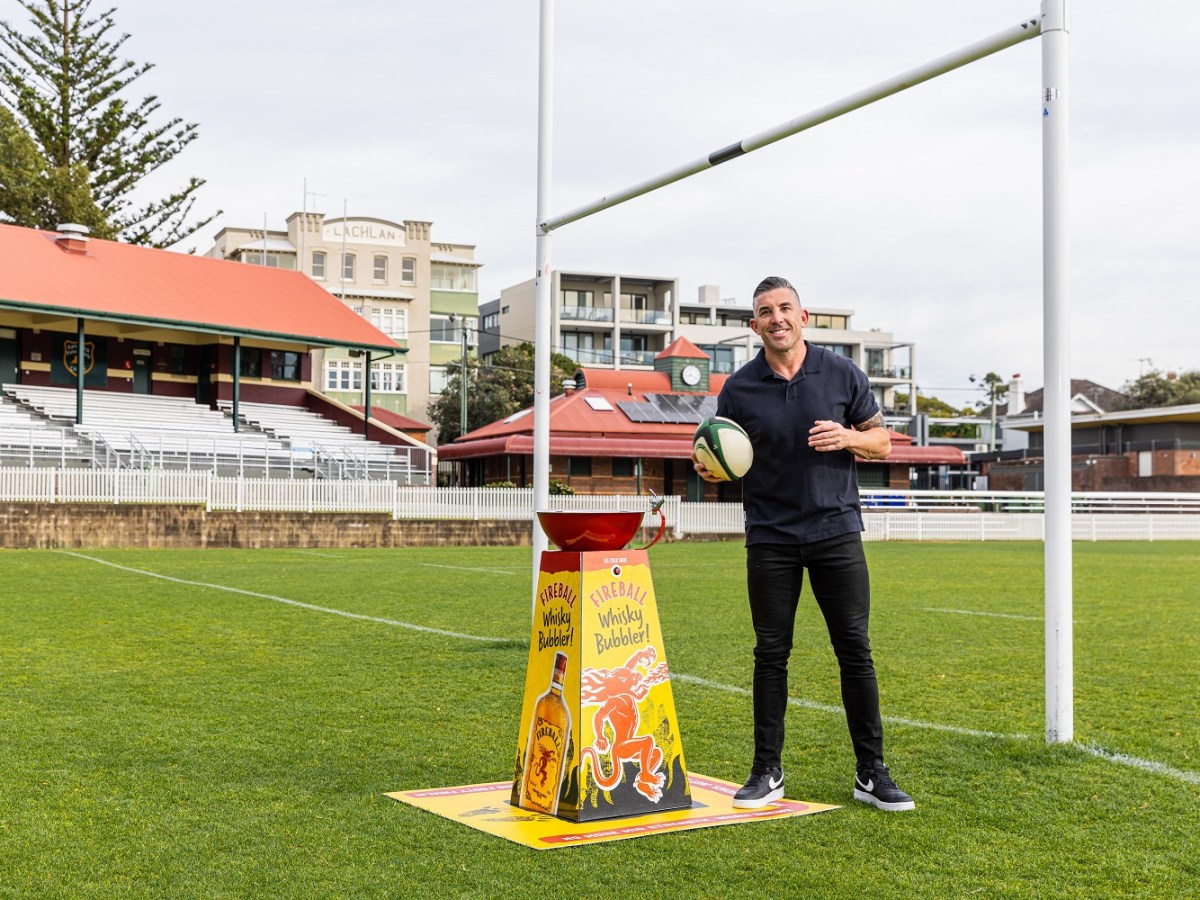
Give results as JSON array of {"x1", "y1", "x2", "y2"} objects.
[
  {"x1": 207, "y1": 213, "x2": 480, "y2": 429},
  {"x1": 496, "y1": 270, "x2": 678, "y2": 368},
  {"x1": 492, "y1": 272, "x2": 915, "y2": 417}
]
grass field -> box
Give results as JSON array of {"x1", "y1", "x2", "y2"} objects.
[{"x1": 1, "y1": 541, "x2": 1197, "y2": 898}]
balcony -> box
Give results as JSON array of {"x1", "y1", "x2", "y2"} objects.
[
  {"x1": 867, "y1": 365, "x2": 912, "y2": 380},
  {"x1": 561, "y1": 305, "x2": 614, "y2": 323},
  {"x1": 618, "y1": 349, "x2": 657, "y2": 366},
  {"x1": 619, "y1": 309, "x2": 672, "y2": 326},
  {"x1": 564, "y1": 347, "x2": 614, "y2": 366}
]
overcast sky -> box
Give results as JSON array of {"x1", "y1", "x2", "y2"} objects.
[{"x1": 45, "y1": 0, "x2": 1199, "y2": 406}]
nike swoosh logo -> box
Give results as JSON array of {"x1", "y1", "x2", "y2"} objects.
[
  {"x1": 768, "y1": 774, "x2": 783, "y2": 789},
  {"x1": 858, "y1": 778, "x2": 874, "y2": 791}
]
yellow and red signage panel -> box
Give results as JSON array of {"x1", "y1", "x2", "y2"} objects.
[
  {"x1": 388, "y1": 776, "x2": 838, "y2": 849},
  {"x1": 511, "y1": 549, "x2": 691, "y2": 821}
]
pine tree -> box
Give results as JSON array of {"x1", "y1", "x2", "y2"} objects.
[{"x1": 0, "y1": 0, "x2": 218, "y2": 246}]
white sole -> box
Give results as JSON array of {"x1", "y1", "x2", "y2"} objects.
[
  {"x1": 853, "y1": 787, "x2": 915, "y2": 812},
  {"x1": 732, "y1": 787, "x2": 785, "y2": 809}
]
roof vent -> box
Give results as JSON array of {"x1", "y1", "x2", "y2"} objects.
[
  {"x1": 55, "y1": 223, "x2": 90, "y2": 253},
  {"x1": 561, "y1": 378, "x2": 577, "y2": 394}
]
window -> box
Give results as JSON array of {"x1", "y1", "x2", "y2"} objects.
[
  {"x1": 238, "y1": 251, "x2": 294, "y2": 269},
  {"x1": 369, "y1": 362, "x2": 406, "y2": 394},
  {"x1": 561, "y1": 289, "x2": 594, "y2": 306},
  {"x1": 568, "y1": 457, "x2": 592, "y2": 477},
  {"x1": 811, "y1": 313, "x2": 848, "y2": 330},
  {"x1": 429, "y1": 315, "x2": 473, "y2": 343},
  {"x1": 270, "y1": 351, "x2": 301, "y2": 381},
  {"x1": 429, "y1": 365, "x2": 448, "y2": 394},
  {"x1": 369, "y1": 306, "x2": 408, "y2": 339},
  {"x1": 401, "y1": 257, "x2": 416, "y2": 285},
  {"x1": 312, "y1": 250, "x2": 326, "y2": 279},
  {"x1": 341, "y1": 253, "x2": 356, "y2": 281},
  {"x1": 238, "y1": 347, "x2": 262, "y2": 378},
  {"x1": 431, "y1": 263, "x2": 476, "y2": 291},
  {"x1": 612, "y1": 458, "x2": 634, "y2": 477},
  {"x1": 815, "y1": 343, "x2": 853, "y2": 359},
  {"x1": 324, "y1": 359, "x2": 361, "y2": 392},
  {"x1": 482, "y1": 312, "x2": 499, "y2": 333},
  {"x1": 373, "y1": 255, "x2": 388, "y2": 282},
  {"x1": 168, "y1": 345, "x2": 190, "y2": 375}
]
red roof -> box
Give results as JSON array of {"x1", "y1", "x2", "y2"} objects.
[
  {"x1": 437, "y1": 366, "x2": 964, "y2": 465},
  {"x1": 0, "y1": 223, "x2": 400, "y2": 351},
  {"x1": 352, "y1": 405, "x2": 431, "y2": 433},
  {"x1": 655, "y1": 336, "x2": 710, "y2": 360}
]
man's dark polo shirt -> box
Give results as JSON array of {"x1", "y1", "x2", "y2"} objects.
[{"x1": 716, "y1": 343, "x2": 880, "y2": 546}]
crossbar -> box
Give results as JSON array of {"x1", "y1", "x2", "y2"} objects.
[{"x1": 539, "y1": 15, "x2": 1042, "y2": 233}]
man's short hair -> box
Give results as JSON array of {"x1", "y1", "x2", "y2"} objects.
[{"x1": 753, "y1": 276, "x2": 799, "y2": 302}]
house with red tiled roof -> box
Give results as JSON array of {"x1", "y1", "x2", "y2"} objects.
[{"x1": 439, "y1": 337, "x2": 963, "y2": 497}]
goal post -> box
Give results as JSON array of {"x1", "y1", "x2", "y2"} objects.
[{"x1": 532, "y1": 1, "x2": 1072, "y2": 744}]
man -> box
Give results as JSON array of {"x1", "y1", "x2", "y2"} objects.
[{"x1": 693, "y1": 275, "x2": 914, "y2": 812}]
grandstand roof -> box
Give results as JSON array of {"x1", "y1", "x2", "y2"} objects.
[{"x1": 0, "y1": 223, "x2": 401, "y2": 352}]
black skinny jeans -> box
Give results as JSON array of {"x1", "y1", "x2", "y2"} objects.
[{"x1": 745, "y1": 532, "x2": 884, "y2": 772}]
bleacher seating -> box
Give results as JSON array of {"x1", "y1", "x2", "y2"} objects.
[
  {"x1": 2, "y1": 384, "x2": 290, "y2": 474},
  {"x1": 0, "y1": 389, "x2": 85, "y2": 465},
  {"x1": 227, "y1": 401, "x2": 419, "y2": 479}
]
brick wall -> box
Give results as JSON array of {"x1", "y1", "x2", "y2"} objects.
[{"x1": 0, "y1": 504, "x2": 534, "y2": 550}]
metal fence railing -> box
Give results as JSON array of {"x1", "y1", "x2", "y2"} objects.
[{"x1": 1, "y1": 471, "x2": 1198, "y2": 540}]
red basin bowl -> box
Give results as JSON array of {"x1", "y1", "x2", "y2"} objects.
[{"x1": 537, "y1": 510, "x2": 645, "y2": 552}]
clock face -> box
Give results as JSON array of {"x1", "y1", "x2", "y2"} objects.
[{"x1": 681, "y1": 364, "x2": 701, "y2": 386}]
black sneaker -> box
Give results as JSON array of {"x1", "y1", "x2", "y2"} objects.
[
  {"x1": 732, "y1": 767, "x2": 785, "y2": 809},
  {"x1": 854, "y1": 760, "x2": 915, "y2": 811}
]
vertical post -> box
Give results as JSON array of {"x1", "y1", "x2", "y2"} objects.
[
  {"x1": 1041, "y1": 0, "x2": 1072, "y2": 744},
  {"x1": 75, "y1": 317, "x2": 84, "y2": 424},
  {"x1": 232, "y1": 337, "x2": 241, "y2": 433},
  {"x1": 459, "y1": 323, "x2": 469, "y2": 438},
  {"x1": 363, "y1": 351, "x2": 372, "y2": 438},
  {"x1": 532, "y1": 0, "x2": 555, "y2": 595}
]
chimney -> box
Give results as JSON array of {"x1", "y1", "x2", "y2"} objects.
[
  {"x1": 1006, "y1": 374, "x2": 1025, "y2": 416},
  {"x1": 55, "y1": 223, "x2": 90, "y2": 254}
]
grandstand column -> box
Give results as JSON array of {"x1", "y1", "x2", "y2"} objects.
[
  {"x1": 75, "y1": 317, "x2": 84, "y2": 423},
  {"x1": 232, "y1": 337, "x2": 241, "y2": 432},
  {"x1": 364, "y1": 350, "x2": 372, "y2": 438}
]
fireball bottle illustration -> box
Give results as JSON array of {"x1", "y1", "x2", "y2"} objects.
[
  {"x1": 579, "y1": 646, "x2": 671, "y2": 802},
  {"x1": 518, "y1": 652, "x2": 571, "y2": 815}
]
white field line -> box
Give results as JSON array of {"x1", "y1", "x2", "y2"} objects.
[
  {"x1": 59, "y1": 551, "x2": 507, "y2": 644},
  {"x1": 673, "y1": 673, "x2": 1019, "y2": 740},
  {"x1": 923, "y1": 607, "x2": 1041, "y2": 621},
  {"x1": 60, "y1": 552, "x2": 1199, "y2": 787},
  {"x1": 289, "y1": 550, "x2": 347, "y2": 559},
  {"x1": 419, "y1": 563, "x2": 522, "y2": 576}
]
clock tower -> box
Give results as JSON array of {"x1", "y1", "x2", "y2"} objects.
[{"x1": 654, "y1": 336, "x2": 711, "y2": 392}]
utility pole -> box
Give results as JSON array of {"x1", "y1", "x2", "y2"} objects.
[{"x1": 450, "y1": 314, "x2": 470, "y2": 438}]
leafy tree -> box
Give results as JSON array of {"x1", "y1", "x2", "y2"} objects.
[
  {"x1": 1118, "y1": 369, "x2": 1200, "y2": 409},
  {"x1": 0, "y1": 0, "x2": 217, "y2": 246},
  {"x1": 431, "y1": 343, "x2": 578, "y2": 442},
  {"x1": 970, "y1": 372, "x2": 1008, "y2": 415},
  {"x1": 892, "y1": 391, "x2": 975, "y2": 418}
]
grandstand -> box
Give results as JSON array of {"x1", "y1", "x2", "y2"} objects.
[
  {"x1": 224, "y1": 400, "x2": 426, "y2": 480},
  {"x1": 0, "y1": 385, "x2": 428, "y2": 480}
]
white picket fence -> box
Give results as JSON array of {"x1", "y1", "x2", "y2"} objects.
[{"x1": 1, "y1": 468, "x2": 1199, "y2": 541}]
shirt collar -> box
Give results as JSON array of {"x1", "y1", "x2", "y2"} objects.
[{"x1": 752, "y1": 341, "x2": 825, "y2": 381}]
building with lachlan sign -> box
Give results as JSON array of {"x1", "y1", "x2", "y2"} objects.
[{"x1": 207, "y1": 213, "x2": 480, "y2": 432}]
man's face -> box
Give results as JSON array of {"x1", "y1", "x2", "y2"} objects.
[{"x1": 750, "y1": 287, "x2": 809, "y2": 354}]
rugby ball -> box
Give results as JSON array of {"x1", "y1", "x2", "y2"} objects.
[{"x1": 693, "y1": 416, "x2": 753, "y2": 481}]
